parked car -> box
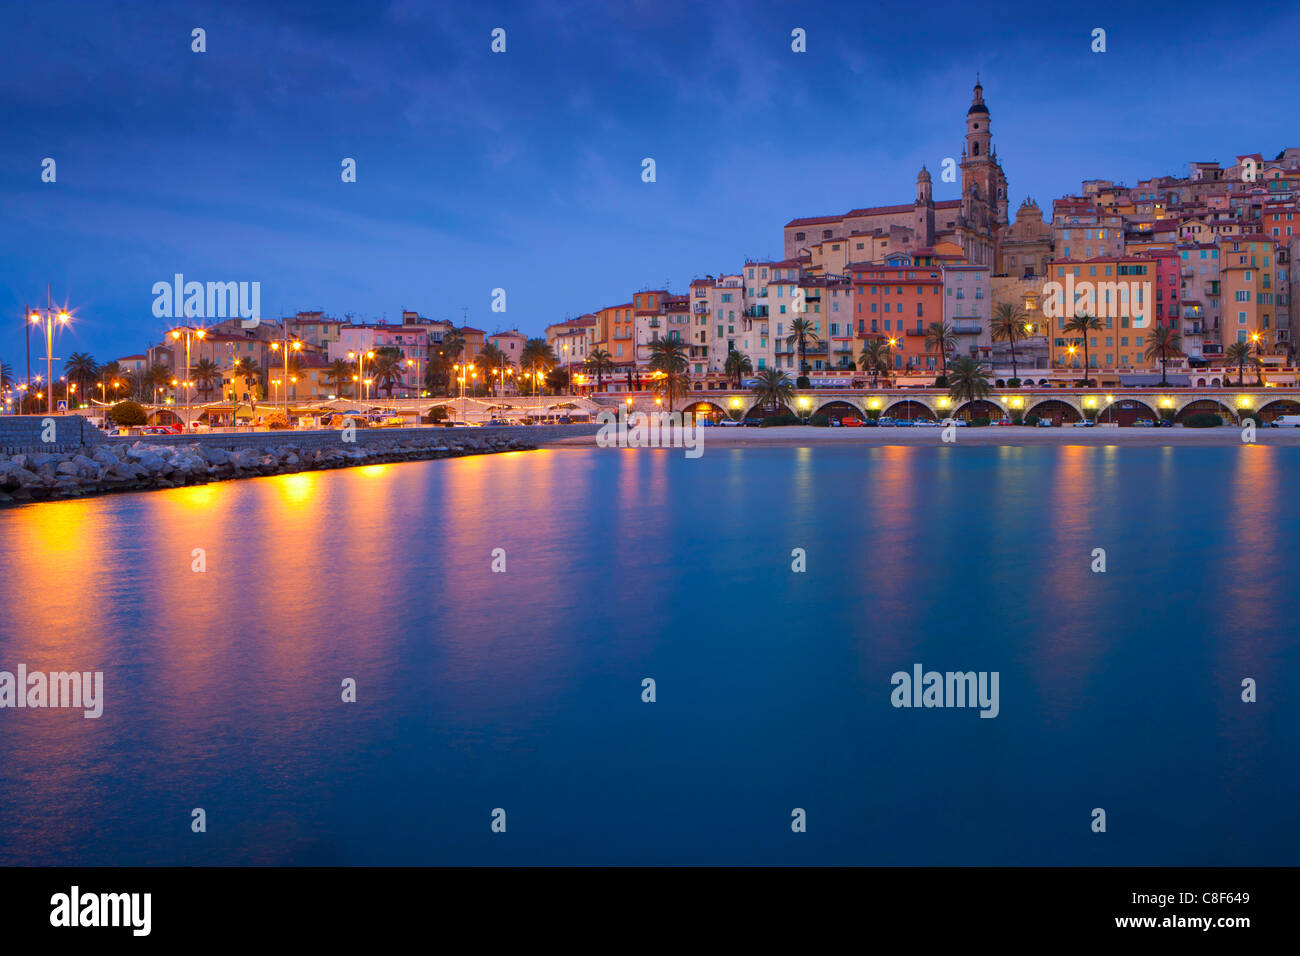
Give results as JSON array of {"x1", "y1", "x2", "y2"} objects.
[
  {"x1": 894, "y1": 418, "x2": 914, "y2": 427},
  {"x1": 828, "y1": 417, "x2": 842, "y2": 426},
  {"x1": 1157, "y1": 419, "x2": 1174, "y2": 427},
  {"x1": 1272, "y1": 415, "x2": 1300, "y2": 427},
  {"x1": 914, "y1": 419, "x2": 938, "y2": 427},
  {"x1": 877, "y1": 416, "x2": 896, "y2": 427},
  {"x1": 1072, "y1": 419, "x2": 1095, "y2": 427},
  {"x1": 842, "y1": 417, "x2": 863, "y2": 427},
  {"x1": 991, "y1": 419, "x2": 1014, "y2": 426},
  {"x1": 1133, "y1": 418, "x2": 1155, "y2": 427},
  {"x1": 941, "y1": 418, "x2": 967, "y2": 427},
  {"x1": 719, "y1": 417, "x2": 744, "y2": 427},
  {"x1": 1037, "y1": 418, "x2": 1055, "y2": 427}
]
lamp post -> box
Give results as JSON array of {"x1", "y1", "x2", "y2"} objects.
[
  {"x1": 270, "y1": 333, "x2": 302, "y2": 417},
  {"x1": 406, "y1": 357, "x2": 421, "y2": 400},
  {"x1": 29, "y1": 305, "x2": 69, "y2": 415},
  {"x1": 347, "y1": 349, "x2": 374, "y2": 402},
  {"x1": 169, "y1": 325, "x2": 207, "y2": 431}
]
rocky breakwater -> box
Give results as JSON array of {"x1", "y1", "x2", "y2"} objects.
[{"x1": 0, "y1": 433, "x2": 532, "y2": 506}]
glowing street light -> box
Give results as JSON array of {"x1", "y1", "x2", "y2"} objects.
[
  {"x1": 31, "y1": 305, "x2": 70, "y2": 415},
  {"x1": 169, "y1": 325, "x2": 207, "y2": 431}
]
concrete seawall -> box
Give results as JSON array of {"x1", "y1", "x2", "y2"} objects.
[{"x1": 0, "y1": 417, "x2": 600, "y2": 507}]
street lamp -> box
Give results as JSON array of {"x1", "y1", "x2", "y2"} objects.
[
  {"x1": 347, "y1": 350, "x2": 375, "y2": 401},
  {"x1": 30, "y1": 306, "x2": 69, "y2": 415},
  {"x1": 270, "y1": 334, "x2": 302, "y2": 416},
  {"x1": 406, "y1": 357, "x2": 422, "y2": 400},
  {"x1": 169, "y1": 325, "x2": 207, "y2": 431}
]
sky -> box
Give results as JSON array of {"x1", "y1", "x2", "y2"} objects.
[{"x1": 2, "y1": 0, "x2": 1298, "y2": 369}]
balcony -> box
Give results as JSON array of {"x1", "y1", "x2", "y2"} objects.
[
  {"x1": 743, "y1": 306, "x2": 768, "y2": 318},
  {"x1": 952, "y1": 320, "x2": 982, "y2": 335},
  {"x1": 693, "y1": 304, "x2": 708, "y2": 314}
]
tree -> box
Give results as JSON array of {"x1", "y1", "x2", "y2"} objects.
[
  {"x1": 751, "y1": 367, "x2": 795, "y2": 416},
  {"x1": 647, "y1": 337, "x2": 689, "y2": 412},
  {"x1": 326, "y1": 359, "x2": 354, "y2": 398},
  {"x1": 785, "y1": 318, "x2": 820, "y2": 385},
  {"x1": 519, "y1": 337, "x2": 557, "y2": 396},
  {"x1": 947, "y1": 355, "x2": 992, "y2": 414},
  {"x1": 64, "y1": 351, "x2": 99, "y2": 398},
  {"x1": 231, "y1": 357, "x2": 260, "y2": 402},
  {"x1": 108, "y1": 400, "x2": 147, "y2": 426},
  {"x1": 924, "y1": 320, "x2": 957, "y2": 381},
  {"x1": 1224, "y1": 341, "x2": 1257, "y2": 386},
  {"x1": 723, "y1": 349, "x2": 753, "y2": 389},
  {"x1": 583, "y1": 347, "x2": 615, "y2": 391},
  {"x1": 1062, "y1": 313, "x2": 1103, "y2": 383},
  {"x1": 544, "y1": 367, "x2": 569, "y2": 394},
  {"x1": 1142, "y1": 325, "x2": 1185, "y2": 386},
  {"x1": 192, "y1": 358, "x2": 222, "y2": 400},
  {"x1": 0, "y1": 361, "x2": 12, "y2": 392},
  {"x1": 143, "y1": 363, "x2": 174, "y2": 402},
  {"x1": 991, "y1": 302, "x2": 1029, "y2": 383},
  {"x1": 370, "y1": 351, "x2": 405, "y2": 397},
  {"x1": 474, "y1": 341, "x2": 508, "y2": 394},
  {"x1": 859, "y1": 337, "x2": 892, "y2": 387}
]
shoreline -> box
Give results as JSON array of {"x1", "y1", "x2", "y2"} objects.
[
  {"x1": 0, "y1": 433, "x2": 536, "y2": 508},
  {"x1": 551, "y1": 424, "x2": 1300, "y2": 448}
]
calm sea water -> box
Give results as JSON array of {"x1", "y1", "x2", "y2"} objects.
[{"x1": 0, "y1": 444, "x2": 1297, "y2": 865}]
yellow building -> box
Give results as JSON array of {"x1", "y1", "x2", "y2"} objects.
[{"x1": 1219, "y1": 235, "x2": 1275, "y2": 349}]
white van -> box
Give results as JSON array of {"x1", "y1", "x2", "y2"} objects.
[{"x1": 1272, "y1": 415, "x2": 1300, "y2": 428}]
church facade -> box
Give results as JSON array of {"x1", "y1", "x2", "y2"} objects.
[{"x1": 783, "y1": 81, "x2": 1009, "y2": 268}]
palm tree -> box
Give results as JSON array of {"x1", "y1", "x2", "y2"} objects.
[
  {"x1": 924, "y1": 320, "x2": 957, "y2": 382},
  {"x1": 751, "y1": 367, "x2": 795, "y2": 417},
  {"x1": 858, "y1": 337, "x2": 893, "y2": 387},
  {"x1": 326, "y1": 359, "x2": 354, "y2": 398},
  {"x1": 230, "y1": 357, "x2": 260, "y2": 401},
  {"x1": 785, "y1": 318, "x2": 820, "y2": 383},
  {"x1": 1142, "y1": 325, "x2": 1185, "y2": 386},
  {"x1": 647, "y1": 337, "x2": 690, "y2": 412},
  {"x1": 370, "y1": 351, "x2": 405, "y2": 397},
  {"x1": 64, "y1": 351, "x2": 99, "y2": 399},
  {"x1": 474, "y1": 341, "x2": 508, "y2": 395},
  {"x1": 1062, "y1": 313, "x2": 1103, "y2": 384},
  {"x1": 991, "y1": 302, "x2": 1029, "y2": 383},
  {"x1": 583, "y1": 347, "x2": 615, "y2": 391},
  {"x1": 1224, "y1": 341, "x2": 1257, "y2": 386},
  {"x1": 947, "y1": 355, "x2": 992, "y2": 416},
  {"x1": 143, "y1": 363, "x2": 174, "y2": 403},
  {"x1": 724, "y1": 349, "x2": 753, "y2": 389},
  {"x1": 519, "y1": 337, "x2": 557, "y2": 396},
  {"x1": 188, "y1": 358, "x2": 219, "y2": 400},
  {"x1": 0, "y1": 361, "x2": 12, "y2": 392}
]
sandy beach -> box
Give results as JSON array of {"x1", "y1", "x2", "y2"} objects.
[{"x1": 551, "y1": 424, "x2": 1300, "y2": 448}]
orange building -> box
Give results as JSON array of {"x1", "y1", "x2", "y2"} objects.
[{"x1": 850, "y1": 254, "x2": 946, "y2": 373}]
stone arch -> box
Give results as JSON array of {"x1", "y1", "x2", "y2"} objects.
[
  {"x1": 815, "y1": 400, "x2": 865, "y2": 421},
  {"x1": 994, "y1": 378, "x2": 1006, "y2": 388},
  {"x1": 1026, "y1": 399, "x2": 1082, "y2": 424},
  {"x1": 683, "y1": 400, "x2": 725, "y2": 423},
  {"x1": 1175, "y1": 398, "x2": 1236, "y2": 424},
  {"x1": 744, "y1": 401, "x2": 792, "y2": 421},
  {"x1": 149, "y1": 408, "x2": 180, "y2": 426},
  {"x1": 1195, "y1": 377, "x2": 1207, "y2": 387},
  {"x1": 1099, "y1": 399, "x2": 1157, "y2": 426},
  {"x1": 884, "y1": 399, "x2": 937, "y2": 421},
  {"x1": 952, "y1": 399, "x2": 1001, "y2": 421},
  {"x1": 1258, "y1": 399, "x2": 1300, "y2": 422}
]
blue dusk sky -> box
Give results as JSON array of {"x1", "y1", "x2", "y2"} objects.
[{"x1": 1, "y1": 0, "x2": 1297, "y2": 365}]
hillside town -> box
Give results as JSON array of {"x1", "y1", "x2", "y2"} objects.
[{"x1": 7, "y1": 82, "x2": 1300, "y2": 418}]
